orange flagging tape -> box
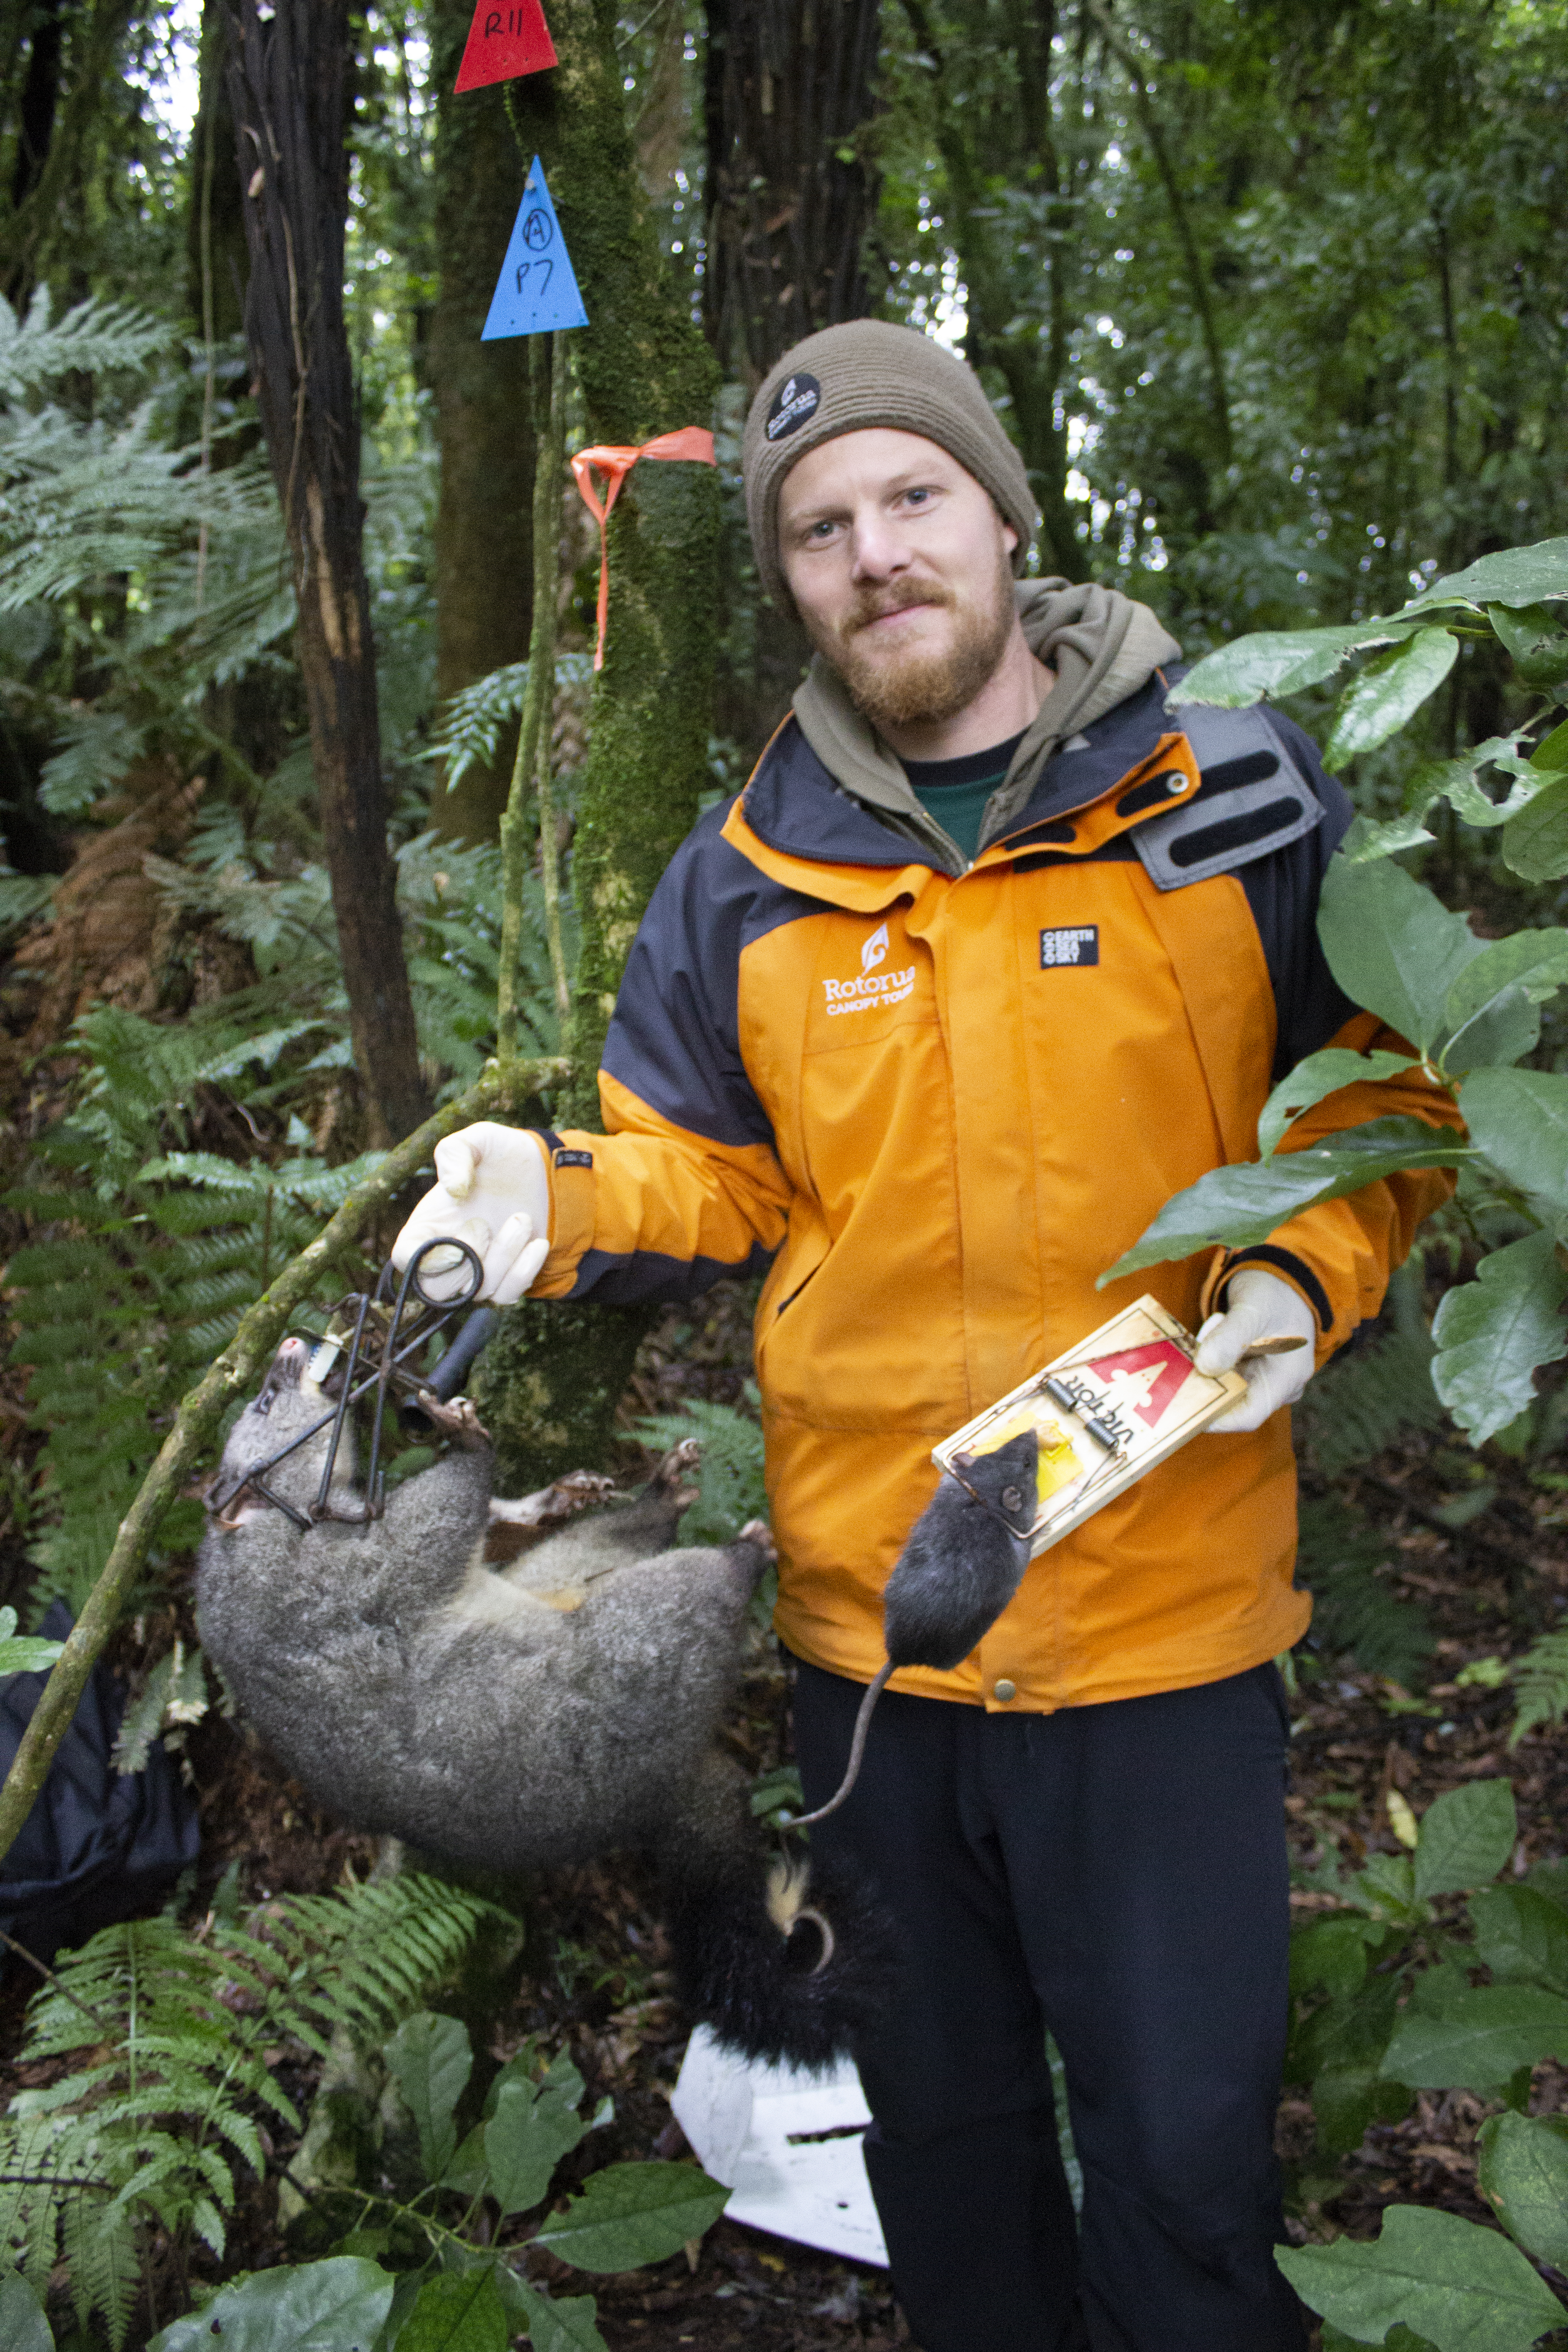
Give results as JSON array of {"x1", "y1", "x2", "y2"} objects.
[{"x1": 569, "y1": 428, "x2": 716, "y2": 669}]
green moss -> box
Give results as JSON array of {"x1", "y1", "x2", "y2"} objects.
[
  {"x1": 462, "y1": 0, "x2": 721, "y2": 1486},
  {"x1": 472, "y1": 1295, "x2": 655, "y2": 1493},
  {"x1": 509, "y1": 0, "x2": 721, "y2": 1119}
]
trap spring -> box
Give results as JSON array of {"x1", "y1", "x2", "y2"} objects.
[{"x1": 208, "y1": 1237, "x2": 487, "y2": 1531}]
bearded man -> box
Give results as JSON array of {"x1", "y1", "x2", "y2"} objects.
[{"x1": 394, "y1": 323, "x2": 1451, "y2": 2350}]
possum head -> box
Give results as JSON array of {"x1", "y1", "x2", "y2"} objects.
[
  {"x1": 209, "y1": 1336, "x2": 352, "y2": 1523},
  {"x1": 882, "y1": 1429, "x2": 1039, "y2": 1672}
]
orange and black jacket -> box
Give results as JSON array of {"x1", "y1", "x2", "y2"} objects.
[{"x1": 530, "y1": 674, "x2": 1454, "y2": 1711}]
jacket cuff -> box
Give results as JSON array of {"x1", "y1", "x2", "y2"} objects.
[
  {"x1": 1200, "y1": 1243, "x2": 1333, "y2": 1335},
  {"x1": 532, "y1": 1128, "x2": 598, "y2": 1297}
]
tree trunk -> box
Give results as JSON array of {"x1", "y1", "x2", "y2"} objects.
[
  {"x1": 509, "y1": 0, "x2": 722, "y2": 1110},
  {"x1": 226, "y1": 0, "x2": 429, "y2": 1146},
  {"x1": 186, "y1": 0, "x2": 247, "y2": 350},
  {"x1": 427, "y1": 9, "x2": 536, "y2": 846},
  {"x1": 469, "y1": 0, "x2": 724, "y2": 1493},
  {"x1": 703, "y1": 0, "x2": 883, "y2": 384},
  {"x1": 0, "y1": 0, "x2": 132, "y2": 306}
]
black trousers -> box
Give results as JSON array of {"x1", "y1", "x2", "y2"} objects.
[{"x1": 792, "y1": 1659, "x2": 1308, "y2": 2352}]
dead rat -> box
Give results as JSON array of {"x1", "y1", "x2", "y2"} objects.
[{"x1": 792, "y1": 1429, "x2": 1040, "y2": 1828}]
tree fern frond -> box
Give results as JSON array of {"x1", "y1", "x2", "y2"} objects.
[
  {"x1": 1510, "y1": 1630, "x2": 1568, "y2": 1745},
  {"x1": 61, "y1": 2188, "x2": 140, "y2": 2352},
  {"x1": 1295, "y1": 1497, "x2": 1434, "y2": 1684},
  {"x1": 0, "y1": 291, "x2": 169, "y2": 396},
  {"x1": 1298, "y1": 1270, "x2": 1446, "y2": 1477}
]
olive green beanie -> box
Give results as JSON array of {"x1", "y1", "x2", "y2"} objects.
[{"x1": 742, "y1": 320, "x2": 1038, "y2": 609}]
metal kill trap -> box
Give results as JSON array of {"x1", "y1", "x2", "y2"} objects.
[{"x1": 206, "y1": 1236, "x2": 496, "y2": 1532}]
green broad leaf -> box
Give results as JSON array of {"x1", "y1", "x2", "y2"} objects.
[
  {"x1": 1323, "y1": 629, "x2": 1460, "y2": 773},
  {"x1": 1258, "y1": 1049, "x2": 1422, "y2": 1157},
  {"x1": 1406, "y1": 736, "x2": 1541, "y2": 832},
  {"x1": 1339, "y1": 809, "x2": 1438, "y2": 862},
  {"x1": 1319, "y1": 853, "x2": 1489, "y2": 1051},
  {"x1": 1289, "y1": 1915, "x2": 1386, "y2": 2001},
  {"x1": 508, "y1": 2280, "x2": 608, "y2": 2352},
  {"x1": 485, "y1": 2078, "x2": 587, "y2": 2217},
  {"x1": 1167, "y1": 621, "x2": 1421, "y2": 708},
  {"x1": 394, "y1": 2269, "x2": 509, "y2": 2352},
  {"x1": 148, "y1": 2256, "x2": 395, "y2": 2350},
  {"x1": 1502, "y1": 776, "x2": 1568, "y2": 884},
  {"x1": 1433, "y1": 1232, "x2": 1568, "y2": 1446},
  {"x1": 1437, "y1": 986, "x2": 1539, "y2": 1078},
  {"x1": 1321, "y1": 2328, "x2": 1435, "y2": 2352},
  {"x1": 1351, "y1": 1849, "x2": 1431, "y2": 1927},
  {"x1": 537, "y1": 2048, "x2": 587, "y2": 2107},
  {"x1": 0, "y1": 1625, "x2": 65, "y2": 1677},
  {"x1": 441, "y1": 2121, "x2": 489, "y2": 2200},
  {"x1": 1414, "y1": 1779, "x2": 1519, "y2": 1900},
  {"x1": 1100, "y1": 1119, "x2": 1470, "y2": 1284},
  {"x1": 532, "y1": 2160, "x2": 730, "y2": 2275},
  {"x1": 1460, "y1": 1067, "x2": 1568, "y2": 1206},
  {"x1": 1444, "y1": 929, "x2": 1568, "y2": 1030},
  {"x1": 1401, "y1": 538, "x2": 1568, "y2": 617},
  {"x1": 1533, "y1": 716, "x2": 1568, "y2": 770},
  {"x1": 0, "y1": 2268, "x2": 54, "y2": 2352},
  {"x1": 1469, "y1": 1886, "x2": 1568, "y2": 1994},
  {"x1": 383, "y1": 2012, "x2": 472, "y2": 2185},
  {"x1": 1310, "y1": 2062, "x2": 1415, "y2": 2159},
  {"x1": 1477, "y1": 2110, "x2": 1568, "y2": 2270},
  {"x1": 1488, "y1": 603, "x2": 1568, "y2": 690},
  {"x1": 1381, "y1": 1985, "x2": 1568, "y2": 2091},
  {"x1": 1275, "y1": 2203, "x2": 1566, "y2": 2352}
]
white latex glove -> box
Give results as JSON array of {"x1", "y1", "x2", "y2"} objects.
[
  {"x1": 1194, "y1": 1267, "x2": 1318, "y2": 1435},
  {"x1": 391, "y1": 1122, "x2": 551, "y2": 1306}
]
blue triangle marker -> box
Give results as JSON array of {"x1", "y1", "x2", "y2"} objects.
[{"x1": 481, "y1": 157, "x2": 588, "y2": 340}]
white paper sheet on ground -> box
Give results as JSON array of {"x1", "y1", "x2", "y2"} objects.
[{"x1": 671, "y1": 2026, "x2": 888, "y2": 2267}]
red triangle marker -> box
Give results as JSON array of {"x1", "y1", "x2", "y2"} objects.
[{"x1": 454, "y1": 0, "x2": 557, "y2": 92}]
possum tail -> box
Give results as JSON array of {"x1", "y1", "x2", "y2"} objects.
[{"x1": 657, "y1": 1750, "x2": 901, "y2": 2071}]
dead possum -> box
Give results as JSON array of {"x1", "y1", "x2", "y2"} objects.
[{"x1": 195, "y1": 1337, "x2": 895, "y2": 2067}]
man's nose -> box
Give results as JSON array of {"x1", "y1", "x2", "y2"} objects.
[{"x1": 848, "y1": 506, "x2": 909, "y2": 582}]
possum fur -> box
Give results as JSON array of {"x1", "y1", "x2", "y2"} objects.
[{"x1": 196, "y1": 1338, "x2": 896, "y2": 2067}]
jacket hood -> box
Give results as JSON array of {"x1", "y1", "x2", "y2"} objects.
[
  {"x1": 743, "y1": 669, "x2": 1190, "y2": 883},
  {"x1": 790, "y1": 578, "x2": 1182, "y2": 870}
]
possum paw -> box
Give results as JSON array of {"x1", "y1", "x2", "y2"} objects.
[
  {"x1": 416, "y1": 1391, "x2": 490, "y2": 1449},
  {"x1": 738, "y1": 1518, "x2": 777, "y2": 1562}
]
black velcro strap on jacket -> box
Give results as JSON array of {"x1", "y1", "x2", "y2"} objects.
[{"x1": 1133, "y1": 705, "x2": 1323, "y2": 892}]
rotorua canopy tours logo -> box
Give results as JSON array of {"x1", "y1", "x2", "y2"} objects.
[{"x1": 766, "y1": 372, "x2": 822, "y2": 441}]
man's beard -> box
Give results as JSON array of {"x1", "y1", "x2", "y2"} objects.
[{"x1": 808, "y1": 543, "x2": 1017, "y2": 731}]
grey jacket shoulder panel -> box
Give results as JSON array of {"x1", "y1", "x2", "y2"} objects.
[{"x1": 1133, "y1": 704, "x2": 1326, "y2": 892}]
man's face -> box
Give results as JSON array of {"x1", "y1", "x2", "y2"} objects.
[{"x1": 776, "y1": 428, "x2": 1019, "y2": 731}]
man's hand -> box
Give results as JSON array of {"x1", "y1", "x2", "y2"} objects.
[
  {"x1": 391, "y1": 1123, "x2": 551, "y2": 1305},
  {"x1": 1194, "y1": 1268, "x2": 1317, "y2": 1435}
]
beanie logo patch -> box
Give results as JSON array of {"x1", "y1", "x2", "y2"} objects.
[{"x1": 765, "y1": 372, "x2": 821, "y2": 442}]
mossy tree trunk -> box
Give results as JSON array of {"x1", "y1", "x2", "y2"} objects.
[
  {"x1": 427, "y1": 10, "x2": 536, "y2": 846},
  {"x1": 471, "y1": 0, "x2": 723, "y2": 1491}
]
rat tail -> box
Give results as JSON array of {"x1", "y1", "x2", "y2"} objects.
[{"x1": 658, "y1": 1750, "x2": 900, "y2": 2071}]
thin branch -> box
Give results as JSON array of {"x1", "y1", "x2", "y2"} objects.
[
  {"x1": 0, "y1": 1923, "x2": 117, "y2": 2028},
  {"x1": 0, "y1": 1054, "x2": 567, "y2": 1876}
]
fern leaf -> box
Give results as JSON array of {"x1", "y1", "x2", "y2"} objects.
[
  {"x1": 1295, "y1": 1497, "x2": 1435, "y2": 1685},
  {"x1": 0, "y1": 290, "x2": 168, "y2": 386},
  {"x1": 1510, "y1": 1630, "x2": 1568, "y2": 1745},
  {"x1": 1298, "y1": 1270, "x2": 1446, "y2": 1477},
  {"x1": 61, "y1": 2190, "x2": 139, "y2": 2352}
]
